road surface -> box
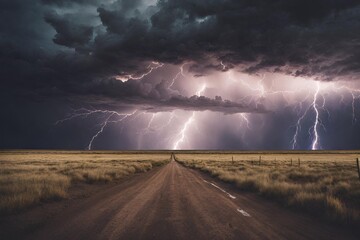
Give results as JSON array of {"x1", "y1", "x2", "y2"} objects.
[{"x1": 25, "y1": 158, "x2": 356, "y2": 240}]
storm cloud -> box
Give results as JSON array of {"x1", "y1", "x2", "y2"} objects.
[
  {"x1": 2, "y1": 0, "x2": 360, "y2": 102},
  {"x1": 1, "y1": 0, "x2": 360, "y2": 149}
]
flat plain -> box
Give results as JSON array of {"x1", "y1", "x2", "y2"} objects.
[
  {"x1": 176, "y1": 151, "x2": 360, "y2": 226},
  {"x1": 0, "y1": 150, "x2": 170, "y2": 213},
  {"x1": 0, "y1": 150, "x2": 359, "y2": 239}
]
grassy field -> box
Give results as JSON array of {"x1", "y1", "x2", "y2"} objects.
[
  {"x1": 2, "y1": 150, "x2": 360, "y2": 227},
  {"x1": 0, "y1": 151, "x2": 170, "y2": 213},
  {"x1": 176, "y1": 152, "x2": 360, "y2": 226}
]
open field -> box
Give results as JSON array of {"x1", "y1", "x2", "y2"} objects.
[
  {"x1": 0, "y1": 151, "x2": 170, "y2": 213},
  {"x1": 1, "y1": 151, "x2": 360, "y2": 239},
  {"x1": 176, "y1": 152, "x2": 360, "y2": 226}
]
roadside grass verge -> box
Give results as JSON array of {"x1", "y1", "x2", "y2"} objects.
[
  {"x1": 176, "y1": 154, "x2": 360, "y2": 227},
  {"x1": 0, "y1": 152, "x2": 170, "y2": 213}
]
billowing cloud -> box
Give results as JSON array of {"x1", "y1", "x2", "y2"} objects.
[
  {"x1": 90, "y1": 0, "x2": 360, "y2": 80},
  {"x1": 44, "y1": 11, "x2": 94, "y2": 49},
  {"x1": 70, "y1": 77, "x2": 266, "y2": 114},
  {"x1": 2, "y1": 0, "x2": 360, "y2": 114},
  {"x1": 2, "y1": 0, "x2": 360, "y2": 98},
  {"x1": 1, "y1": 0, "x2": 360, "y2": 149}
]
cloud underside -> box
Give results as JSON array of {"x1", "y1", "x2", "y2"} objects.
[
  {"x1": 83, "y1": 95, "x2": 265, "y2": 114},
  {"x1": 1, "y1": 0, "x2": 360, "y2": 112},
  {"x1": 39, "y1": 0, "x2": 360, "y2": 80}
]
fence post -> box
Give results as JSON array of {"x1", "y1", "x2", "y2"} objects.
[
  {"x1": 298, "y1": 158, "x2": 300, "y2": 167},
  {"x1": 291, "y1": 158, "x2": 293, "y2": 166},
  {"x1": 259, "y1": 156, "x2": 261, "y2": 166},
  {"x1": 232, "y1": 156, "x2": 234, "y2": 164},
  {"x1": 357, "y1": 158, "x2": 360, "y2": 181},
  {"x1": 275, "y1": 157, "x2": 277, "y2": 167}
]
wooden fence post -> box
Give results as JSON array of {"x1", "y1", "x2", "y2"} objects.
[
  {"x1": 356, "y1": 158, "x2": 360, "y2": 181},
  {"x1": 298, "y1": 158, "x2": 300, "y2": 167}
]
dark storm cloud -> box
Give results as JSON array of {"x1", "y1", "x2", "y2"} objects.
[
  {"x1": 88, "y1": 0, "x2": 360, "y2": 80},
  {"x1": 73, "y1": 78, "x2": 266, "y2": 114},
  {"x1": 1, "y1": 0, "x2": 360, "y2": 113},
  {"x1": 41, "y1": 0, "x2": 100, "y2": 6},
  {"x1": 152, "y1": 95, "x2": 264, "y2": 114},
  {"x1": 90, "y1": 94, "x2": 265, "y2": 114},
  {"x1": 44, "y1": 11, "x2": 94, "y2": 49}
]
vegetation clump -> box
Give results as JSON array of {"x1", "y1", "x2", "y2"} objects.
[
  {"x1": 176, "y1": 153, "x2": 360, "y2": 226},
  {"x1": 0, "y1": 151, "x2": 170, "y2": 212}
]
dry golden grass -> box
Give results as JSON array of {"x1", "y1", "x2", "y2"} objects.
[
  {"x1": 0, "y1": 151, "x2": 170, "y2": 213},
  {"x1": 176, "y1": 152, "x2": 360, "y2": 226}
]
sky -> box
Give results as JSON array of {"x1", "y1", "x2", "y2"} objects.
[{"x1": 1, "y1": 0, "x2": 360, "y2": 150}]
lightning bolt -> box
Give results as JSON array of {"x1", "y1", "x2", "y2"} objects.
[
  {"x1": 56, "y1": 108, "x2": 137, "y2": 150},
  {"x1": 115, "y1": 62, "x2": 164, "y2": 82},
  {"x1": 311, "y1": 82, "x2": 321, "y2": 150},
  {"x1": 291, "y1": 93, "x2": 312, "y2": 149},
  {"x1": 56, "y1": 66, "x2": 360, "y2": 150},
  {"x1": 335, "y1": 85, "x2": 360, "y2": 124},
  {"x1": 291, "y1": 82, "x2": 328, "y2": 150},
  {"x1": 289, "y1": 80, "x2": 360, "y2": 150},
  {"x1": 164, "y1": 112, "x2": 175, "y2": 129},
  {"x1": 172, "y1": 112, "x2": 195, "y2": 150},
  {"x1": 237, "y1": 74, "x2": 296, "y2": 109},
  {"x1": 173, "y1": 84, "x2": 206, "y2": 149},
  {"x1": 144, "y1": 112, "x2": 176, "y2": 133},
  {"x1": 223, "y1": 71, "x2": 253, "y2": 134},
  {"x1": 143, "y1": 113, "x2": 157, "y2": 134},
  {"x1": 55, "y1": 108, "x2": 107, "y2": 125},
  {"x1": 239, "y1": 76, "x2": 265, "y2": 99},
  {"x1": 88, "y1": 110, "x2": 138, "y2": 150},
  {"x1": 239, "y1": 113, "x2": 251, "y2": 129},
  {"x1": 351, "y1": 93, "x2": 357, "y2": 124},
  {"x1": 136, "y1": 113, "x2": 158, "y2": 149},
  {"x1": 87, "y1": 113, "x2": 114, "y2": 150},
  {"x1": 168, "y1": 63, "x2": 188, "y2": 89},
  {"x1": 228, "y1": 73, "x2": 330, "y2": 150},
  {"x1": 220, "y1": 61, "x2": 227, "y2": 71}
]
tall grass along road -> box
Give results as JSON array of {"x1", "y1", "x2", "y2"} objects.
[
  {"x1": 176, "y1": 153, "x2": 360, "y2": 228},
  {"x1": 0, "y1": 151, "x2": 170, "y2": 213},
  {"x1": 2, "y1": 154, "x2": 357, "y2": 240}
]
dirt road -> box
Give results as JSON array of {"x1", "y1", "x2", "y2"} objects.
[{"x1": 17, "y1": 158, "x2": 357, "y2": 239}]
